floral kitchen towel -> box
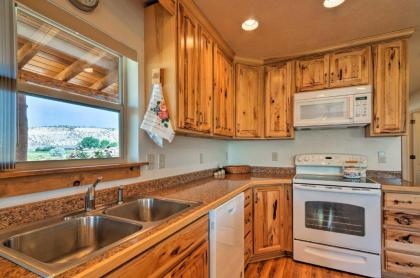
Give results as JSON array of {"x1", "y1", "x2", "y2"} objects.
[{"x1": 140, "y1": 83, "x2": 175, "y2": 147}]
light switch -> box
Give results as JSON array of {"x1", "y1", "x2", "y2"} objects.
[
  {"x1": 147, "y1": 154, "x2": 155, "y2": 170},
  {"x1": 378, "y1": 151, "x2": 386, "y2": 164},
  {"x1": 272, "y1": 152, "x2": 278, "y2": 162},
  {"x1": 158, "y1": 154, "x2": 165, "y2": 169}
]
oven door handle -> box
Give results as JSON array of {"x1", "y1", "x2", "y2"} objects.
[{"x1": 293, "y1": 184, "x2": 381, "y2": 196}]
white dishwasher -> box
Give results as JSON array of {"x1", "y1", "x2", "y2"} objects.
[{"x1": 209, "y1": 193, "x2": 244, "y2": 278}]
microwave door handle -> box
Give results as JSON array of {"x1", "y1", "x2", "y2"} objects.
[{"x1": 348, "y1": 96, "x2": 354, "y2": 119}]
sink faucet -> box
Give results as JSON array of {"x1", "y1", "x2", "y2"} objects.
[{"x1": 85, "y1": 176, "x2": 103, "y2": 212}]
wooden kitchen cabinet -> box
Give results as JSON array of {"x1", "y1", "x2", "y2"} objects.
[
  {"x1": 295, "y1": 54, "x2": 329, "y2": 92},
  {"x1": 164, "y1": 242, "x2": 208, "y2": 278},
  {"x1": 145, "y1": 0, "x2": 234, "y2": 137},
  {"x1": 244, "y1": 188, "x2": 253, "y2": 265},
  {"x1": 105, "y1": 216, "x2": 208, "y2": 278},
  {"x1": 177, "y1": 2, "x2": 199, "y2": 130},
  {"x1": 329, "y1": 46, "x2": 371, "y2": 88},
  {"x1": 213, "y1": 46, "x2": 234, "y2": 136},
  {"x1": 265, "y1": 62, "x2": 294, "y2": 138},
  {"x1": 235, "y1": 64, "x2": 263, "y2": 138},
  {"x1": 370, "y1": 39, "x2": 407, "y2": 136},
  {"x1": 383, "y1": 190, "x2": 420, "y2": 278},
  {"x1": 253, "y1": 184, "x2": 293, "y2": 256},
  {"x1": 197, "y1": 28, "x2": 214, "y2": 133}
]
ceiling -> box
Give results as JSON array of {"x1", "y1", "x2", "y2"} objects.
[{"x1": 193, "y1": 0, "x2": 420, "y2": 95}]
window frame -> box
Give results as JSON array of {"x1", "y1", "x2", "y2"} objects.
[{"x1": 15, "y1": 5, "x2": 128, "y2": 170}]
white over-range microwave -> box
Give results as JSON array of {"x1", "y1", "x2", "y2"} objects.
[{"x1": 294, "y1": 85, "x2": 372, "y2": 129}]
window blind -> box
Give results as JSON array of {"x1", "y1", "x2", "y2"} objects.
[{"x1": 0, "y1": 0, "x2": 17, "y2": 171}]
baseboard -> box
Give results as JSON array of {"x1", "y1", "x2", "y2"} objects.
[{"x1": 247, "y1": 250, "x2": 292, "y2": 264}]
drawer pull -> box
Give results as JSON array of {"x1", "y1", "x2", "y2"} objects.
[
  {"x1": 395, "y1": 234, "x2": 414, "y2": 244},
  {"x1": 393, "y1": 199, "x2": 413, "y2": 205},
  {"x1": 395, "y1": 261, "x2": 415, "y2": 268},
  {"x1": 395, "y1": 215, "x2": 412, "y2": 226}
]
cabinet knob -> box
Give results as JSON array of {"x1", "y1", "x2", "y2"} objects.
[{"x1": 394, "y1": 215, "x2": 412, "y2": 226}]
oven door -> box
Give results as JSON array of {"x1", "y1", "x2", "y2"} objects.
[{"x1": 293, "y1": 183, "x2": 381, "y2": 253}]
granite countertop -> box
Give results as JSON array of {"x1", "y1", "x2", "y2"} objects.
[
  {"x1": 0, "y1": 173, "x2": 293, "y2": 278},
  {"x1": 1, "y1": 171, "x2": 418, "y2": 277}
]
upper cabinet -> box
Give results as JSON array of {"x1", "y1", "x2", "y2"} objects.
[
  {"x1": 370, "y1": 40, "x2": 407, "y2": 136},
  {"x1": 295, "y1": 55, "x2": 329, "y2": 92},
  {"x1": 177, "y1": 3, "x2": 199, "y2": 130},
  {"x1": 296, "y1": 46, "x2": 372, "y2": 92},
  {"x1": 329, "y1": 46, "x2": 371, "y2": 88},
  {"x1": 197, "y1": 29, "x2": 214, "y2": 133},
  {"x1": 214, "y1": 47, "x2": 234, "y2": 136},
  {"x1": 265, "y1": 62, "x2": 294, "y2": 138},
  {"x1": 235, "y1": 64, "x2": 263, "y2": 138}
]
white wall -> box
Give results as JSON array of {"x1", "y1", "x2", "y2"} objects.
[{"x1": 228, "y1": 128, "x2": 402, "y2": 171}]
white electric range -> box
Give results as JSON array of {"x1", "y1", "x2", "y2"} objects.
[{"x1": 293, "y1": 154, "x2": 381, "y2": 278}]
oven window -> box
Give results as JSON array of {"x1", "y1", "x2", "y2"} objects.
[{"x1": 305, "y1": 201, "x2": 365, "y2": 236}]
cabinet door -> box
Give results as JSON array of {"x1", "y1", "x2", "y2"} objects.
[
  {"x1": 295, "y1": 55, "x2": 329, "y2": 92},
  {"x1": 371, "y1": 40, "x2": 407, "y2": 135},
  {"x1": 235, "y1": 64, "x2": 262, "y2": 137},
  {"x1": 197, "y1": 28, "x2": 213, "y2": 133},
  {"x1": 178, "y1": 3, "x2": 198, "y2": 130},
  {"x1": 329, "y1": 46, "x2": 371, "y2": 88},
  {"x1": 213, "y1": 46, "x2": 234, "y2": 136},
  {"x1": 282, "y1": 184, "x2": 293, "y2": 252},
  {"x1": 253, "y1": 185, "x2": 291, "y2": 255},
  {"x1": 164, "y1": 242, "x2": 208, "y2": 278},
  {"x1": 265, "y1": 62, "x2": 294, "y2": 138}
]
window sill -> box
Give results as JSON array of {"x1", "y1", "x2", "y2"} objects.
[{"x1": 0, "y1": 162, "x2": 149, "y2": 197}]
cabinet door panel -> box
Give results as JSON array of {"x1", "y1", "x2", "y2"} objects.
[
  {"x1": 296, "y1": 55, "x2": 329, "y2": 92},
  {"x1": 371, "y1": 40, "x2": 407, "y2": 135},
  {"x1": 235, "y1": 64, "x2": 262, "y2": 137},
  {"x1": 213, "y1": 47, "x2": 234, "y2": 136},
  {"x1": 178, "y1": 3, "x2": 198, "y2": 130},
  {"x1": 265, "y1": 62, "x2": 294, "y2": 138},
  {"x1": 164, "y1": 242, "x2": 208, "y2": 278},
  {"x1": 197, "y1": 29, "x2": 213, "y2": 133},
  {"x1": 329, "y1": 46, "x2": 371, "y2": 88},
  {"x1": 253, "y1": 186, "x2": 283, "y2": 254}
]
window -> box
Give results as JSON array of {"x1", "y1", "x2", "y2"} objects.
[{"x1": 15, "y1": 7, "x2": 124, "y2": 163}]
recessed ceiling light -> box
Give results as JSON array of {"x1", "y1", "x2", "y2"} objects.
[
  {"x1": 241, "y1": 19, "x2": 259, "y2": 31},
  {"x1": 84, "y1": 67, "x2": 94, "y2": 73},
  {"x1": 323, "y1": 0, "x2": 345, "y2": 8}
]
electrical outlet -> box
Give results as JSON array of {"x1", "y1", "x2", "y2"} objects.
[
  {"x1": 200, "y1": 153, "x2": 204, "y2": 164},
  {"x1": 225, "y1": 152, "x2": 229, "y2": 162},
  {"x1": 158, "y1": 154, "x2": 165, "y2": 169},
  {"x1": 272, "y1": 152, "x2": 278, "y2": 162},
  {"x1": 378, "y1": 151, "x2": 386, "y2": 164},
  {"x1": 147, "y1": 154, "x2": 155, "y2": 170}
]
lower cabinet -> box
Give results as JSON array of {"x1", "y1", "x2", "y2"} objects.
[
  {"x1": 251, "y1": 184, "x2": 293, "y2": 258},
  {"x1": 383, "y1": 191, "x2": 420, "y2": 277},
  {"x1": 244, "y1": 188, "x2": 253, "y2": 265},
  {"x1": 105, "y1": 216, "x2": 209, "y2": 278}
]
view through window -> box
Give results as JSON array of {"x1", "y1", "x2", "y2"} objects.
[{"x1": 16, "y1": 7, "x2": 123, "y2": 162}]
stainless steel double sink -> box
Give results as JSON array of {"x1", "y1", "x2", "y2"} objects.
[{"x1": 0, "y1": 197, "x2": 199, "y2": 277}]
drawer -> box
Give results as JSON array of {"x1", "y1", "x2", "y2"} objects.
[
  {"x1": 244, "y1": 229, "x2": 253, "y2": 263},
  {"x1": 244, "y1": 189, "x2": 252, "y2": 208},
  {"x1": 385, "y1": 228, "x2": 420, "y2": 254},
  {"x1": 244, "y1": 206, "x2": 252, "y2": 235},
  {"x1": 384, "y1": 211, "x2": 420, "y2": 230},
  {"x1": 385, "y1": 193, "x2": 420, "y2": 211},
  {"x1": 386, "y1": 251, "x2": 420, "y2": 277}
]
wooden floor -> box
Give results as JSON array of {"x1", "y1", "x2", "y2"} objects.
[{"x1": 245, "y1": 258, "x2": 364, "y2": 278}]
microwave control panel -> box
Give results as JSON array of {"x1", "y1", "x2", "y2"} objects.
[{"x1": 353, "y1": 94, "x2": 371, "y2": 122}]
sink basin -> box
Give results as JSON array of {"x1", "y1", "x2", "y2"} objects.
[
  {"x1": 104, "y1": 197, "x2": 195, "y2": 222},
  {"x1": 0, "y1": 215, "x2": 142, "y2": 276}
]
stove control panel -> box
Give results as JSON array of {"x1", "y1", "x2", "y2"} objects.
[{"x1": 295, "y1": 153, "x2": 368, "y2": 167}]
